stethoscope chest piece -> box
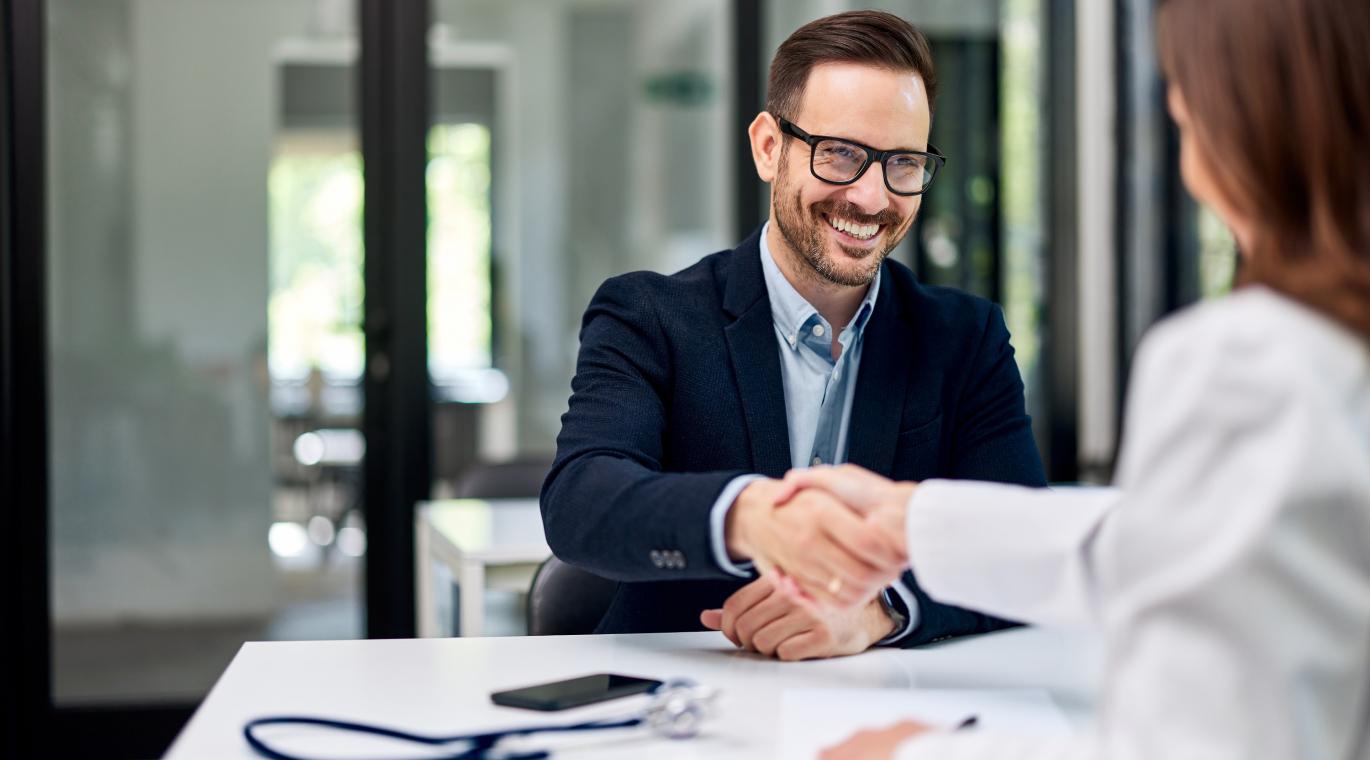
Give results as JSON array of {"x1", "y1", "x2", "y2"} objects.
[{"x1": 644, "y1": 679, "x2": 719, "y2": 740}]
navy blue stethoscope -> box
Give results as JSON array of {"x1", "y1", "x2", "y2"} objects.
[{"x1": 242, "y1": 679, "x2": 718, "y2": 760}]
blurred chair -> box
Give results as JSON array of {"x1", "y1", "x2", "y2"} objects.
[
  {"x1": 291, "y1": 427, "x2": 365, "y2": 560},
  {"x1": 526, "y1": 556, "x2": 618, "y2": 636},
  {"x1": 440, "y1": 456, "x2": 553, "y2": 636},
  {"x1": 432, "y1": 402, "x2": 481, "y2": 493},
  {"x1": 453, "y1": 457, "x2": 552, "y2": 500}
]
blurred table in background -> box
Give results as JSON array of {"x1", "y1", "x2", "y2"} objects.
[{"x1": 415, "y1": 498, "x2": 551, "y2": 637}]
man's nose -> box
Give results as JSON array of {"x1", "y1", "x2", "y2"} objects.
[{"x1": 841, "y1": 161, "x2": 891, "y2": 215}]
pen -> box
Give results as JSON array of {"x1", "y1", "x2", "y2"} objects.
[{"x1": 954, "y1": 715, "x2": 979, "y2": 731}]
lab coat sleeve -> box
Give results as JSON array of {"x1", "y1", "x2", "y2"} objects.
[{"x1": 902, "y1": 481, "x2": 1120, "y2": 629}]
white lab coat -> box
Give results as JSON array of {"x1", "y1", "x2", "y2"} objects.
[{"x1": 895, "y1": 287, "x2": 1370, "y2": 760}]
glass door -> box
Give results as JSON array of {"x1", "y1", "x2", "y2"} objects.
[
  {"x1": 45, "y1": 0, "x2": 365, "y2": 709},
  {"x1": 417, "y1": 0, "x2": 738, "y2": 637}
]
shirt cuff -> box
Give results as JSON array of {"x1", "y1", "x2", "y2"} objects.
[
  {"x1": 709, "y1": 474, "x2": 763, "y2": 578},
  {"x1": 875, "y1": 579, "x2": 921, "y2": 645}
]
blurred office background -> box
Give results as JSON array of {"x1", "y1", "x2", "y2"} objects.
[{"x1": 2, "y1": 0, "x2": 1235, "y2": 756}]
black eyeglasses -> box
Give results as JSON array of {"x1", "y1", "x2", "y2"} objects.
[{"x1": 775, "y1": 115, "x2": 946, "y2": 196}]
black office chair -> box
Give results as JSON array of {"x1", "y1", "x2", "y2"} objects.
[
  {"x1": 526, "y1": 556, "x2": 618, "y2": 636},
  {"x1": 453, "y1": 458, "x2": 552, "y2": 500}
]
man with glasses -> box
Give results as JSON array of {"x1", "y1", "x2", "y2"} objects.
[{"x1": 541, "y1": 10, "x2": 1045, "y2": 659}]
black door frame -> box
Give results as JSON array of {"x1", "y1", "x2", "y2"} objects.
[
  {"x1": 359, "y1": 0, "x2": 431, "y2": 642},
  {"x1": 2, "y1": 0, "x2": 52, "y2": 756},
  {"x1": 1045, "y1": 0, "x2": 1080, "y2": 482},
  {"x1": 732, "y1": 0, "x2": 765, "y2": 237}
]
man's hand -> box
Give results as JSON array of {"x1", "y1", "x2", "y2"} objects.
[
  {"x1": 700, "y1": 575, "x2": 897, "y2": 661},
  {"x1": 782, "y1": 464, "x2": 918, "y2": 558},
  {"x1": 725, "y1": 479, "x2": 905, "y2": 608},
  {"x1": 781, "y1": 463, "x2": 918, "y2": 514},
  {"x1": 818, "y1": 720, "x2": 931, "y2": 760}
]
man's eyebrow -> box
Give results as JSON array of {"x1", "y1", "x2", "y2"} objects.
[{"x1": 826, "y1": 132, "x2": 926, "y2": 153}]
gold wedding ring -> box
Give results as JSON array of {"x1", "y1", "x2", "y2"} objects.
[{"x1": 827, "y1": 576, "x2": 844, "y2": 596}]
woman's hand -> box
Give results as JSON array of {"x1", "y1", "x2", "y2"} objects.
[
  {"x1": 819, "y1": 720, "x2": 931, "y2": 760},
  {"x1": 780, "y1": 464, "x2": 917, "y2": 559},
  {"x1": 781, "y1": 464, "x2": 918, "y2": 515}
]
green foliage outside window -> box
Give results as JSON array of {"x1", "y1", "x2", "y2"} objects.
[
  {"x1": 1000, "y1": 0, "x2": 1045, "y2": 400},
  {"x1": 268, "y1": 138, "x2": 365, "y2": 380},
  {"x1": 1197, "y1": 206, "x2": 1237, "y2": 299},
  {"x1": 267, "y1": 123, "x2": 494, "y2": 383},
  {"x1": 428, "y1": 123, "x2": 494, "y2": 377}
]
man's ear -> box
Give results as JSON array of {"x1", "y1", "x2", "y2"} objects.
[{"x1": 748, "y1": 111, "x2": 781, "y2": 184}]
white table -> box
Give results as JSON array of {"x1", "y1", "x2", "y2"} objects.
[
  {"x1": 164, "y1": 627, "x2": 1102, "y2": 759},
  {"x1": 414, "y1": 498, "x2": 551, "y2": 638}
]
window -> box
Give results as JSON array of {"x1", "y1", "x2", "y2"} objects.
[
  {"x1": 269, "y1": 131, "x2": 365, "y2": 383},
  {"x1": 428, "y1": 122, "x2": 494, "y2": 379}
]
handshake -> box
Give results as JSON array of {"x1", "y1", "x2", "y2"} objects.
[{"x1": 699, "y1": 465, "x2": 919, "y2": 661}]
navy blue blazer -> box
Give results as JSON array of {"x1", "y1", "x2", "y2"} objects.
[{"x1": 541, "y1": 228, "x2": 1047, "y2": 646}]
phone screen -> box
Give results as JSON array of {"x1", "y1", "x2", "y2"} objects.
[{"x1": 490, "y1": 673, "x2": 662, "y2": 711}]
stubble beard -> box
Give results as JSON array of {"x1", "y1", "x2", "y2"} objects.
[{"x1": 772, "y1": 149, "x2": 909, "y2": 288}]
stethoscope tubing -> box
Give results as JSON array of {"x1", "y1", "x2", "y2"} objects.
[{"x1": 242, "y1": 713, "x2": 644, "y2": 760}]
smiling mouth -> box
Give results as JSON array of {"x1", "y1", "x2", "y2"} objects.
[{"x1": 823, "y1": 213, "x2": 883, "y2": 242}]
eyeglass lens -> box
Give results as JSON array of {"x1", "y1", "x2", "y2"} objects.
[{"x1": 811, "y1": 139, "x2": 935, "y2": 193}]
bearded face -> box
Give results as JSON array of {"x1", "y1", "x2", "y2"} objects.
[{"x1": 771, "y1": 142, "x2": 919, "y2": 288}]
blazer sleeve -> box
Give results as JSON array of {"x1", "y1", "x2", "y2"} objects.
[
  {"x1": 890, "y1": 303, "x2": 1051, "y2": 646},
  {"x1": 540, "y1": 274, "x2": 750, "y2": 582},
  {"x1": 950, "y1": 303, "x2": 1047, "y2": 486}
]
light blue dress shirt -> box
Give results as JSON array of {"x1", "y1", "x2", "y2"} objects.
[{"x1": 707, "y1": 223, "x2": 919, "y2": 643}]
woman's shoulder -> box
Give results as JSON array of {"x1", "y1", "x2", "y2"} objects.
[
  {"x1": 1136, "y1": 286, "x2": 1369, "y2": 402},
  {"x1": 1115, "y1": 289, "x2": 1370, "y2": 515}
]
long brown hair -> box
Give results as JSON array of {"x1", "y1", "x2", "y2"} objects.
[
  {"x1": 766, "y1": 11, "x2": 936, "y2": 122},
  {"x1": 1157, "y1": 0, "x2": 1370, "y2": 338}
]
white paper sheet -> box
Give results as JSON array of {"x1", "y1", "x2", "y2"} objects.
[{"x1": 777, "y1": 688, "x2": 1072, "y2": 759}]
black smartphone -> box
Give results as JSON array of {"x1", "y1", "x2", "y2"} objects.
[{"x1": 490, "y1": 673, "x2": 662, "y2": 711}]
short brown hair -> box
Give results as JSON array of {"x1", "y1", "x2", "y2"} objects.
[
  {"x1": 766, "y1": 10, "x2": 937, "y2": 122},
  {"x1": 1157, "y1": 0, "x2": 1370, "y2": 338}
]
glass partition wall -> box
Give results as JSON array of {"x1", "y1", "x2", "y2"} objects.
[
  {"x1": 32, "y1": 0, "x2": 743, "y2": 748},
  {"x1": 429, "y1": 0, "x2": 737, "y2": 470},
  {"x1": 46, "y1": 0, "x2": 366, "y2": 707}
]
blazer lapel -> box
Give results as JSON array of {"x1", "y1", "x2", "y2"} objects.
[
  {"x1": 722, "y1": 231, "x2": 793, "y2": 478},
  {"x1": 845, "y1": 266, "x2": 915, "y2": 476}
]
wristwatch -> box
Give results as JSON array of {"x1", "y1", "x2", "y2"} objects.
[{"x1": 877, "y1": 589, "x2": 908, "y2": 635}]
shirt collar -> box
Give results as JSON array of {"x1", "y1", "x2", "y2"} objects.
[{"x1": 758, "y1": 221, "x2": 881, "y2": 348}]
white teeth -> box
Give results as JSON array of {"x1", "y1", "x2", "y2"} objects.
[{"x1": 827, "y1": 216, "x2": 879, "y2": 240}]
